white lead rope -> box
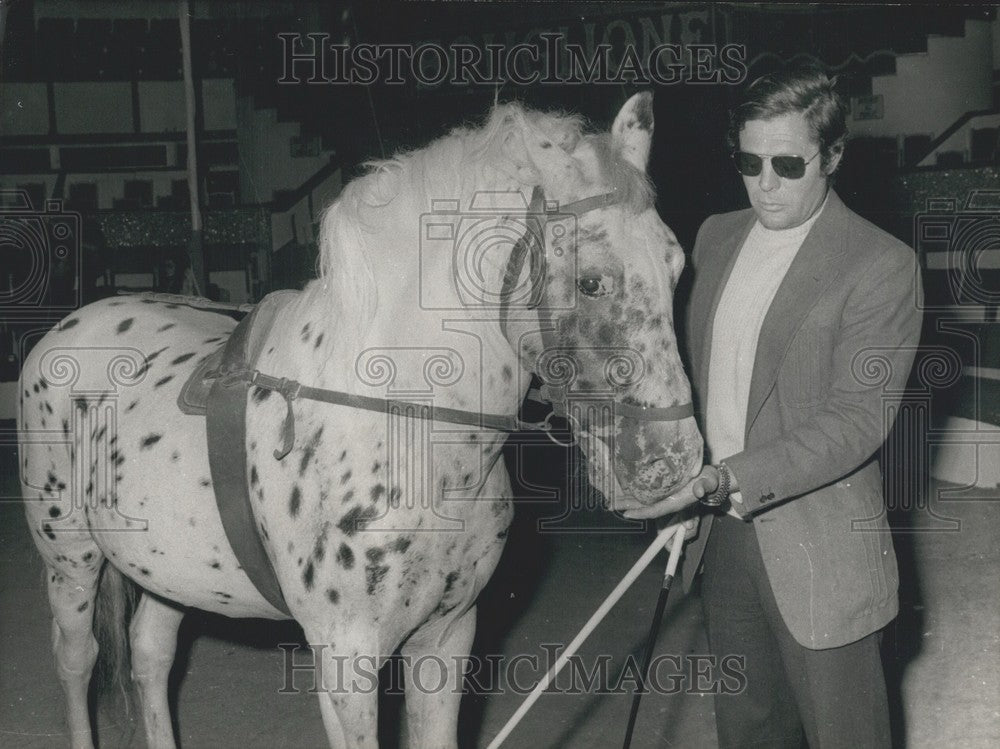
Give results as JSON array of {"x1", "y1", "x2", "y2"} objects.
[{"x1": 486, "y1": 522, "x2": 688, "y2": 749}]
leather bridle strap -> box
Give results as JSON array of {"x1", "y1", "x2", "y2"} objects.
[
  {"x1": 498, "y1": 186, "x2": 620, "y2": 343},
  {"x1": 498, "y1": 186, "x2": 545, "y2": 343},
  {"x1": 538, "y1": 384, "x2": 694, "y2": 422},
  {"x1": 220, "y1": 368, "x2": 522, "y2": 459}
]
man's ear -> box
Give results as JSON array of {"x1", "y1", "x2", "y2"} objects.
[{"x1": 823, "y1": 140, "x2": 845, "y2": 175}]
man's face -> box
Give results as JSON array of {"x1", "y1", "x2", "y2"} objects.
[{"x1": 738, "y1": 111, "x2": 838, "y2": 230}]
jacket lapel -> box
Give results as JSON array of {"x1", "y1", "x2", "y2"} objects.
[{"x1": 743, "y1": 190, "x2": 850, "y2": 436}]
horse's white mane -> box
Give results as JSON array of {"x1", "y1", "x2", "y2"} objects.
[{"x1": 311, "y1": 101, "x2": 655, "y2": 330}]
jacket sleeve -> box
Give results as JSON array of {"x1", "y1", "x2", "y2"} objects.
[{"x1": 724, "y1": 245, "x2": 923, "y2": 516}]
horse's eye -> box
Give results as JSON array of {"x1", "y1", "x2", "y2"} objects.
[{"x1": 578, "y1": 276, "x2": 612, "y2": 298}]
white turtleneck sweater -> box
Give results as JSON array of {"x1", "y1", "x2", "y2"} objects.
[{"x1": 706, "y1": 199, "x2": 826, "y2": 516}]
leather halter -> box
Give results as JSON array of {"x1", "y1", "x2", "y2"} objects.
[
  {"x1": 497, "y1": 185, "x2": 695, "y2": 425},
  {"x1": 221, "y1": 185, "x2": 693, "y2": 461}
]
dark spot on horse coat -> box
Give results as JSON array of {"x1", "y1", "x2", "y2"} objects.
[
  {"x1": 326, "y1": 588, "x2": 339, "y2": 604},
  {"x1": 341, "y1": 470, "x2": 352, "y2": 484},
  {"x1": 252, "y1": 387, "x2": 272, "y2": 404},
  {"x1": 366, "y1": 546, "x2": 385, "y2": 564},
  {"x1": 154, "y1": 375, "x2": 174, "y2": 388},
  {"x1": 365, "y1": 559, "x2": 389, "y2": 595},
  {"x1": 157, "y1": 323, "x2": 175, "y2": 332},
  {"x1": 139, "y1": 568, "x2": 151, "y2": 576},
  {"x1": 61, "y1": 318, "x2": 79, "y2": 330},
  {"x1": 502, "y1": 365, "x2": 513, "y2": 382},
  {"x1": 48, "y1": 506, "x2": 60, "y2": 518},
  {"x1": 77, "y1": 600, "x2": 89, "y2": 612},
  {"x1": 337, "y1": 505, "x2": 377, "y2": 536},
  {"x1": 341, "y1": 489, "x2": 355, "y2": 504},
  {"x1": 117, "y1": 318, "x2": 134, "y2": 333},
  {"x1": 300, "y1": 428, "x2": 324, "y2": 475},
  {"x1": 210, "y1": 561, "x2": 221, "y2": 570},
  {"x1": 336, "y1": 543, "x2": 355, "y2": 569},
  {"x1": 171, "y1": 352, "x2": 196, "y2": 365},
  {"x1": 32, "y1": 383, "x2": 39, "y2": 394},
  {"x1": 391, "y1": 536, "x2": 412, "y2": 554},
  {"x1": 140, "y1": 434, "x2": 162, "y2": 449},
  {"x1": 303, "y1": 560, "x2": 315, "y2": 590},
  {"x1": 314, "y1": 333, "x2": 324, "y2": 349},
  {"x1": 250, "y1": 465, "x2": 259, "y2": 486},
  {"x1": 370, "y1": 484, "x2": 385, "y2": 502},
  {"x1": 289, "y1": 485, "x2": 302, "y2": 517},
  {"x1": 146, "y1": 347, "x2": 168, "y2": 363},
  {"x1": 300, "y1": 323, "x2": 311, "y2": 342}
]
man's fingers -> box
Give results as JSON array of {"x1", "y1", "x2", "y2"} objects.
[{"x1": 622, "y1": 495, "x2": 686, "y2": 520}]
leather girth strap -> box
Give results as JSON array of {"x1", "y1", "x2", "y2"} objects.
[{"x1": 207, "y1": 290, "x2": 297, "y2": 617}]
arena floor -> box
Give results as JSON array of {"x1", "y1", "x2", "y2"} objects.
[{"x1": 0, "y1": 432, "x2": 997, "y2": 748}]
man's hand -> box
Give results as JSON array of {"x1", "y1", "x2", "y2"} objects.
[{"x1": 621, "y1": 465, "x2": 721, "y2": 520}]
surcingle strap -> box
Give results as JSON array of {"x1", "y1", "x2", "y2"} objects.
[{"x1": 207, "y1": 290, "x2": 298, "y2": 617}]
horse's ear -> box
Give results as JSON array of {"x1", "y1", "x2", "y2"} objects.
[{"x1": 611, "y1": 92, "x2": 654, "y2": 172}]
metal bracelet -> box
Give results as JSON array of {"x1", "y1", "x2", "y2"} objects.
[{"x1": 700, "y1": 463, "x2": 730, "y2": 508}]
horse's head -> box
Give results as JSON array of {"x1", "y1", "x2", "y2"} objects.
[
  {"x1": 316, "y1": 94, "x2": 701, "y2": 504},
  {"x1": 499, "y1": 93, "x2": 704, "y2": 504}
]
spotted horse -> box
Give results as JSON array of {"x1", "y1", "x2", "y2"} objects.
[{"x1": 18, "y1": 93, "x2": 703, "y2": 748}]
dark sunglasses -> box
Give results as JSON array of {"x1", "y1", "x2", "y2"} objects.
[{"x1": 732, "y1": 150, "x2": 821, "y2": 180}]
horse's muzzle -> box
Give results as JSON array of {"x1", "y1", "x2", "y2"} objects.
[{"x1": 612, "y1": 416, "x2": 704, "y2": 504}]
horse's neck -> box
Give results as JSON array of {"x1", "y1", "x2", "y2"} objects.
[{"x1": 273, "y1": 276, "x2": 529, "y2": 424}]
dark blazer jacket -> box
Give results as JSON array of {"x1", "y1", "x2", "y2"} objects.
[{"x1": 682, "y1": 189, "x2": 923, "y2": 649}]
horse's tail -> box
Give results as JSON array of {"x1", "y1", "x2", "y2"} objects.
[{"x1": 93, "y1": 561, "x2": 140, "y2": 707}]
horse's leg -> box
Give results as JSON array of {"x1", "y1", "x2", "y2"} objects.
[
  {"x1": 46, "y1": 558, "x2": 102, "y2": 749},
  {"x1": 129, "y1": 593, "x2": 184, "y2": 749},
  {"x1": 400, "y1": 605, "x2": 477, "y2": 749},
  {"x1": 305, "y1": 629, "x2": 380, "y2": 749}
]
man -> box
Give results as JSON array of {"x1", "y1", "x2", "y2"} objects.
[{"x1": 619, "y1": 63, "x2": 923, "y2": 747}]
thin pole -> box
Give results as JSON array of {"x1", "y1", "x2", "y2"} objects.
[
  {"x1": 179, "y1": 0, "x2": 206, "y2": 295},
  {"x1": 486, "y1": 523, "x2": 686, "y2": 749},
  {"x1": 622, "y1": 527, "x2": 686, "y2": 748}
]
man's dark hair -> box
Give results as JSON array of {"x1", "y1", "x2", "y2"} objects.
[{"x1": 727, "y1": 60, "x2": 849, "y2": 174}]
